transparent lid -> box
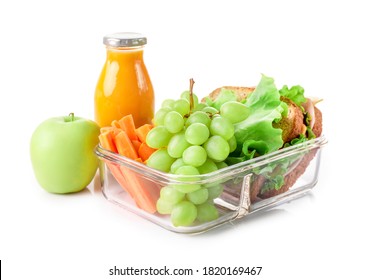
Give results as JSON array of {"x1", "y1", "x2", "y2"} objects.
[{"x1": 103, "y1": 32, "x2": 147, "y2": 47}]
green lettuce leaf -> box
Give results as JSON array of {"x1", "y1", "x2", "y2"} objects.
[
  {"x1": 225, "y1": 75, "x2": 311, "y2": 193},
  {"x1": 283, "y1": 134, "x2": 307, "y2": 148},
  {"x1": 242, "y1": 140, "x2": 269, "y2": 160},
  {"x1": 279, "y1": 85, "x2": 306, "y2": 107},
  {"x1": 303, "y1": 111, "x2": 316, "y2": 140},
  {"x1": 260, "y1": 132, "x2": 313, "y2": 193},
  {"x1": 260, "y1": 175, "x2": 285, "y2": 194},
  {"x1": 233, "y1": 74, "x2": 284, "y2": 155}
]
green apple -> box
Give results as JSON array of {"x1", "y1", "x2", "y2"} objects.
[{"x1": 30, "y1": 113, "x2": 100, "y2": 194}]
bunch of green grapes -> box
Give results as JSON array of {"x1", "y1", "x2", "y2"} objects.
[{"x1": 146, "y1": 90, "x2": 237, "y2": 227}]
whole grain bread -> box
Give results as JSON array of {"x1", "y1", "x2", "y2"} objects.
[{"x1": 202, "y1": 86, "x2": 255, "y2": 103}]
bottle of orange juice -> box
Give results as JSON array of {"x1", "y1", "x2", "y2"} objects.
[{"x1": 94, "y1": 32, "x2": 155, "y2": 128}]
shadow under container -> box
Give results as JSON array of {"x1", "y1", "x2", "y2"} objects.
[{"x1": 95, "y1": 136, "x2": 327, "y2": 234}]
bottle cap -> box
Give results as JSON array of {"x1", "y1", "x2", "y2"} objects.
[{"x1": 103, "y1": 32, "x2": 147, "y2": 47}]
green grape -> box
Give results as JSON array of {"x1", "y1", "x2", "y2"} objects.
[
  {"x1": 186, "y1": 188, "x2": 209, "y2": 205},
  {"x1": 196, "y1": 202, "x2": 219, "y2": 222},
  {"x1": 146, "y1": 149, "x2": 175, "y2": 172},
  {"x1": 182, "y1": 146, "x2": 207, "y2": 167},
  {"x1": 207, "y1": 184, "x2": 224, "y2": 200},
  {"x1": 220, "y1": 101, "x2": 250, "y2": 124},
  {"x1": 209, "y1": 116, "x2": 234, "y2": 140},
  {"x1": 161, "y1": 99, "x2": 175, "y2": 109},
  {"x1": 164, "y1": 111, "x2": 184, "y2": 133},
  {"x1": 180, "y1": 90, "x2": 199, "y2": 107},
  {"x1": 185, "y1": 123, "x2": 210, "y2": 145},
  {"x1": 167, "y1": 132, "x2": 190, "y2": 158},
  {"x1": 215, "y1": 161, "x2": 228, "y2": 169},
  {"x1": 146, "y1": 126, "x2": 172, "y2": 149},
  {"x1": 170, "y1": 158, "x2": 186, "y2": 173},
  {"x1": 228, "y1": 135, "x2": 237, "y2": 153},
  {"x1": 173, "y1": 165, "x2": 201, "y2": 193},
  {"x1": 171, "y1": 201, "x2": 197, "y2": 227},
  {"x1": 203, "y1": 135, "x2": 230, "y2": 162},
  {"x1": 202, "y1": 106, "x2": 219, "y2": 114},
  {"x1": 160, "y1": 186, "x2": 185, "y2": 204},
  {"x1": 193, "y1": 103, "x2": 207, "y2": 112},
  {"x1": 173, "y1": 98, "x2": 190, "y2": 116},
  {"x1": 185, "y1": 111, "x2": 211, "y2": 127},
  {"x1": 156, "y1": 198, "x2": 174, "y2": 214},
  {"x1": 175, "y1": 165, "x2": 200, "y2": 175},
  {"x1": 197, "y1": 158, "x2": 218, "y2": 174},
  {"x1": 153, "y1": 107, "x2": 171, "y2": 126}
]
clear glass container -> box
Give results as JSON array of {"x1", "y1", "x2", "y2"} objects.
[{"x1": 95, "y1": 136, "x2": 327, "y2": 234}]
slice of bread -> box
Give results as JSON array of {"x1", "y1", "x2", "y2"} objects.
[
  {"x1": 202, "y1": 86, "x2": 255, "y2": 103},
  {"x1": 273, "y1": 97, "x2": 306, "y2": 143}
]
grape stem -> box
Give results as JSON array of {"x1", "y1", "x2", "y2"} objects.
[{"x1": 189, "y1": 78, "x2": 195, "y2": 111}]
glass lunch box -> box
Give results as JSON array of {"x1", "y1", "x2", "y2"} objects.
[{"x1": 95, "y1": 136, "x2": 327, "y2": 234}]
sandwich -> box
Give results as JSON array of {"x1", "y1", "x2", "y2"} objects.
[{"x1": 204, "y1": 75, "x2": 323, "y2": 203}]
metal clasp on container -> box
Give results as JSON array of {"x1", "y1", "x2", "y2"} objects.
[{"x1": 235, "y1": 173, "x2": 252, "y2": 219}]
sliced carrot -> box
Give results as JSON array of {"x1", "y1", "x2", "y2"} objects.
[
  {"x1": 135, "y1": 123, "x2": 153, "y2": 143},
  {"x1": 99, "y1": 131, "x2": 135, "y2": 197},
  {"x1": 138, "y1": 142, "x2": 157, "y2": 162},
  {"x1": 109, "y1": 164, "x2": 137, "y2": 199},
  {"x1": 98, "y1": 131, "x2": 118, "y2": 153},
  {"x1": 100, "y1": 126, "x2": 113, "y2": 134},
  {"x1": 111, "y1": 127, "x2": 123, "y2": 137},
  {"x1": 111, "y1": 120, "x2": 121, "y2": 128},
  {"x1": 100, "y1": 133, "x2": 157, "y2": 212},
  {"x1": 98, "y1": 117, "x2": 160, "y2": 213},
  {"x1": 119, "y1": 115, "x2": 138, "y2": 141},
  {"x1": 115, "y1": 131, "x2": 139, "y2": 159},
  {"x1": 119, "y1": 166, "x2": 160, "y2": 213},
  {"x1": 131, "y1": 139, "x2": 142, "y2": 154},
  {"x1": 100, "y1": 126, "x2": 122, "y2": 137}
]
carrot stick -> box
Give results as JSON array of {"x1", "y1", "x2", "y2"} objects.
[
  {"x1": 111, "y1": 120, "x2": 121, "y2": 128},
  {"x1": 99, "y1": 118, "x2": 160, "y2": 213},
  {"x1": 115, "y1": 131, "x2": 139, "y2": 159},
  {"x1": 138, "y1": 142, "x2": 157, "y2": 162},
  {"x1": 110, "y1": 164, "x2": 138, "y2": 198},
  {"x1": 119, "y1": 115, "x2": 138, "y2": 141},
  {"x1": 135, "y1": 123, "x2": 153, "y2": 143},
  {"x1": 98, "y1": 131, "x2": 118, "y2": 154},
  {"x1": 112, "y1": 127, "x2": 123, "y2": 137},
  {"x1": 131, "y1": 140, "x2": 142, "y2": 154},
  {"x1": 119, "y1": 166, "x2": 159, "y2": 213},
  {"x1": 100, "y1": 127, "x2": 112, "y2": 134},
  {"x1": 99, "y1": 131, "x2": 136, "y2": 197}
]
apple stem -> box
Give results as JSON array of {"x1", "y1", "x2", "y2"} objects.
[{"x1": 64, "y1": 113, "x2": 75, "y2": 122}]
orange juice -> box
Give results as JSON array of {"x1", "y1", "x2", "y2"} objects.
[{"x1": 94, "y1": 32, "x2": 155, "y2": 128}]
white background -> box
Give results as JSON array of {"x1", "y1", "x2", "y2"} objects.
[{"x1": 0, "y1": 0, "x2": 368, "y2": 279}]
